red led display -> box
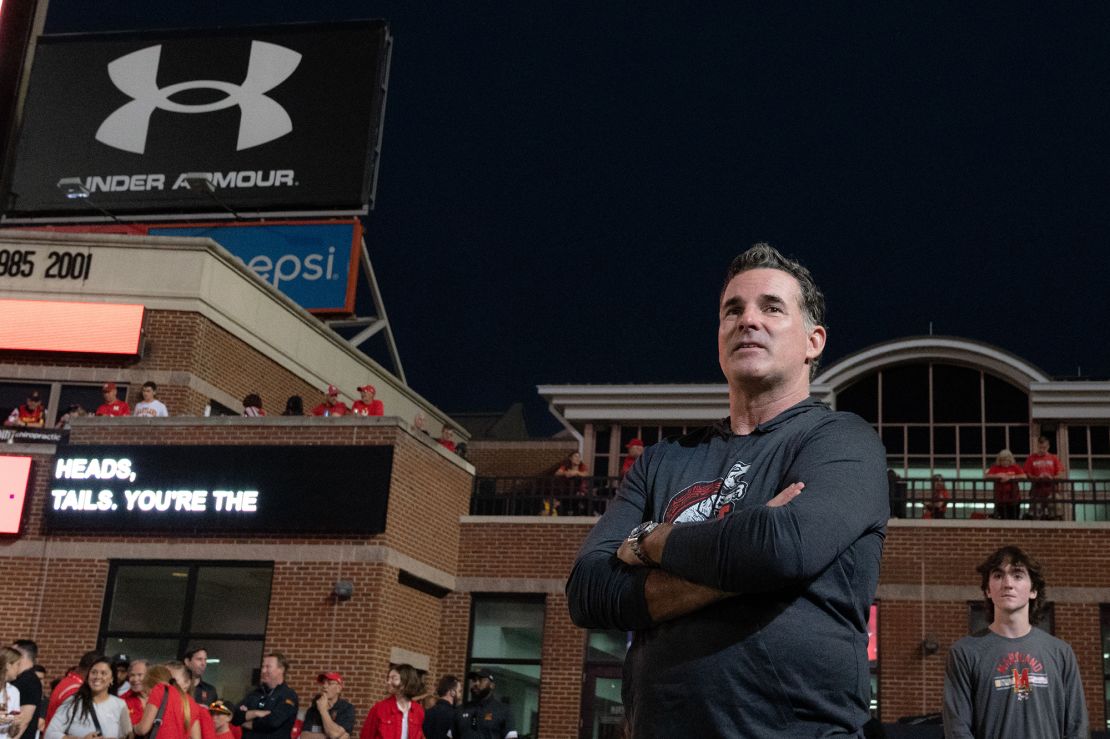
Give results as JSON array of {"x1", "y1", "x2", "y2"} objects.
[{"x1": 0, "y1": 299, "x2": 143, "y2": 354}]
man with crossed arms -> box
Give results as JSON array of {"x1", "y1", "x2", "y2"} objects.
[{"x1": 567, "y1": 244, "x2": 888, "y2": 737}]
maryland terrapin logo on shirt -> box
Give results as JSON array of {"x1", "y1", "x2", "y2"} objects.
[
  {"x1": 993, "y1": 651, "x2": 1047, "y2": 701},
  {"x1": 664, "y1": 460, "x2": 750, "y2": 523}
]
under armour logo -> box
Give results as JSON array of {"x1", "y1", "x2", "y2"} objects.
[{"x1": 96, "y1": 41, "x2": 302, "y2": 154}]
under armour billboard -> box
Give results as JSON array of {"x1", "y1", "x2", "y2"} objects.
[{"x1": 3, "y1": 21, "x2": 391, "y2": 221}]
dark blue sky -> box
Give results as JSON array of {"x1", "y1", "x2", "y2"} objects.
[{"x1": 44, "y1": 4, "x2": 1110, "y2": 428}]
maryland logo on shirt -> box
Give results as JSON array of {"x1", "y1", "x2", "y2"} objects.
[{"x1": 992, "y1": 651, "x2": 1047, "y2": 702}]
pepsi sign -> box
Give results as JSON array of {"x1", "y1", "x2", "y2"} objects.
[
  {"x1": 3, "y1": 21, "x2": 390, "y2": 221},
  {"x1": 150, "y1": 220, "x2": 361, "y2": 313}
]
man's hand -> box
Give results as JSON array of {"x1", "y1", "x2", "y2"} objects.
[
  {"x1": 245, "y1": 710, "x2": 271, "y2": 720},
  {"x1": 616, "y1": 481, "x2": 805, "y2": 567},
  {"x1": 315, "y1": 695, "x2": 329, "y2": 711}
]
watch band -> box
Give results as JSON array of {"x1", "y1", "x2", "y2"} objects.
[{"x1": 628, "y1": 522, "x2": 660, "y2": 567}]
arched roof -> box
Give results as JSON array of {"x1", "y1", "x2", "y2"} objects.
[{"x1": 814, "y1": 336, "x2": 1050, "y2": 392}]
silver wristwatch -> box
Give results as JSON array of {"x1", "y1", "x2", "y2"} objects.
[{"x1": 626, "y1": 521, "x2": 661, "y2": 567}]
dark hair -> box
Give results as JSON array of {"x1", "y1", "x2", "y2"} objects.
[
  {"x1": 66, "y1": 656, "x2": 110, "y2": 724},
  {"x1": 142, "y1": 381, "x2": 157, "y2": 391},
  {"x1": 435, "y1": 675, "x2": 459, "y2": 698},
  {"x1": 11, "y1": 640, "x2": 37, "y2": 662},
  {"x1": 77, "y1": 651, "x2": 102, "y2": 673},
  {"x1": 1037, "y1": 435, "x2": 1050, "y2": 446},
  {"x1": 976, "y1": 545, "x2": 1047, "y2": 623},
  {"x1": 242, "y1": 394, "x2": 263, "y2": 410},
  {"x1": 33, "y1": 664, "x2": 45, "y2": 676},
  {"x1": 282, "y1": 396, "x2": 304, "y2": 416},
  {"x1": 182, "y1": 647, "x2": 207, "y2": 661},
  {"x1": 391, "y1": 664, "x2": 424, "y2": 700},
  {"x1": 721, "y1": 242, "x2": 826, "y2": 378}
]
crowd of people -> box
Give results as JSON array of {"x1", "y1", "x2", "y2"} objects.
[
  {"x1": 4, "y1": 384, "x2": 463, "y2": 455},
  {"x1": 0, "y1": 642, "x2": 516, "y2": 739},
  {"x1": 883, "y1": 436, "x2": 1069, "y2": 521}
]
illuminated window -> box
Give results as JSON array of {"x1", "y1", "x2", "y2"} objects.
[
  {"x1": 466, "y1": 596, "x2": 544, "y2": 737},
  {"x1": 100, "y1": 562, "x2": 272, "y2": 700}
]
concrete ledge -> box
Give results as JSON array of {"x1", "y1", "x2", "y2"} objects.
[{"x1": 455, "y1": 577, "x2": 566, "y2": 594}]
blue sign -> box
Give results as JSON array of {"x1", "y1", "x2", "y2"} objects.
[{"x1": 150, "y1": 221, "x2": 360, "y2": 313}]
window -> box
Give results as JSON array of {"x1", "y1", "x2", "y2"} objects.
[
  {"x1": 100, "y1": 562, "x2": 272, "y2": 702},
  {"x1": 467, "y1": 596, "x2": 544, "y2": 738},
  {"x1": 581, "y1": 631, "x2": 628, "y2": 739},
  {"x1": 0, "y1": 383, "x2": 51, "y2": 426},
  {"x1": 835, "y1": 362, "x2": 1030, "y2": 480}
]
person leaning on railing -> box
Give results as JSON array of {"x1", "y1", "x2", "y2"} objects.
[
  {"x1": 986, "y1": 449, "x2": 1025, "y2": 520},
  {"x1": 1023, "y1": 436, "x2": 1064, "y2": 520},
  {"x1": 549, "y1": 451, "x2": 590, "y2": 515}
]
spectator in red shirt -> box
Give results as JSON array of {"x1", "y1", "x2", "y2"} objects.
[
  {"x1": 136, "y1": 663, "x2": 201, "y2": 739},
  {"x1": 351, "y1": 385, "x2": 384, "y2": 416},
  {"x1": 987, "y1": 449, "x2": 1025, "y2": 520},
  {"x1": 95, "y1": 383, "x2": 131, "y2": 417},
  {"x1": 1024, "y1": 436, "x2": 1064, "y2": 520},
  {"x1": 924, "y1": 474, "x2": 951, "y2": 519},
  {"x1": 120, "y1": 659, "x2": 148, "y2": 726},
  {"x1": 620, "y1": 438, "x2": 644, "y2": 477},
  {"x1": 44, "y1": 651, "x2": 100, "y2": 725},
  {"x1": 438, "y1": 428, "x2": 457, "y2": 453},
  {"x1": 4, "y1": 390, "x2": 45, "y2": 428},
  {"x1": 311, "y1": 386, "x2": 350, "y2": 417},
  {"x1": 360, "y1": 665, "x2": 425, "y2": 739},
  {"x1": 210, "y1": 701, "x2": 242, "y2": 739}
]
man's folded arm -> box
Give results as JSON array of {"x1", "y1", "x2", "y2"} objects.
[
  {"x1": 660, "y1": 416, "x2": 889, "y2": 593},
  {"x1": 566, "y1": 458, "x2": 656, "y2": 630}
]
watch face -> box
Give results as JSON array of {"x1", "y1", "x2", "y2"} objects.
[{"x1": 628, "y1": 521, "x2": 656, "y2": 540}]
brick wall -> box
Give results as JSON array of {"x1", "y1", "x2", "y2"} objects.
[{"x1": 467, "y1": 441, "x2": 578, "y2": 477}]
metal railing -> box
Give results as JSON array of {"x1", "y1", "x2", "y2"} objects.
[
  {"x1": 470, "y1": 475, "x2": 623, "y2": 516},
  {"x1": 471, "y1": 475, "x2": 1110, "y2": 522},
  {"x1": 892, "y1": 478, "x2": 1110, "y2": 521}
]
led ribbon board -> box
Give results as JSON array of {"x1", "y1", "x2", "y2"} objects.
[
  {"x1": 46, "y1": 444, "x2": 393, "y2": 533},
  {"x1": 0, "y1": 299, "x2": 144, "y2": 354}
]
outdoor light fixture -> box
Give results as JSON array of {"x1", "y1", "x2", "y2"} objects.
[
  {"x1": 921, "y1": 634, "x2": 939, "y2": 656},
  {"x1": 56, "y1": 177, "x2": 90, "y2": 199},
  {"x1": 182, "y1": 172, "x2": 216, "y2": 193},
  {"x1": 333, "y1": 580, "x2": 354, "y2": 600}
]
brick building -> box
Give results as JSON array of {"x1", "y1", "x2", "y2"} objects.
[{"x1": 2, "y1": 230, "x2": 1110, "y2": 737}]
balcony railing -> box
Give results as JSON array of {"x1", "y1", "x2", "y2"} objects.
[
  {"x1": 471, "y1": 475, "x2": 622, "y2": 516},
  {"x1": 471, "y1": 475, "x2": 1110, "y2": 521},
  {"x1": 893, "y1": 478, "x2": 1110, "y2": 521}
]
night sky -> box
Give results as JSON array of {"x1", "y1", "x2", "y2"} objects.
[{"x1": 43, "y1": 4, "x2": 1110, "y2": 431}]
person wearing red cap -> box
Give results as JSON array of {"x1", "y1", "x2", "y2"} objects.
[
  {"x1": 95, "y1": 383, "x2": 131, "y2": 416},
  {"x1": 299, "y1": 673, "x2": 354, "y2": 739},
  {"x1": 350, "y1": 385, "x2": 384, "y2": 417},
  {"x1": 311, "y1": 386, "x2": 350, "y2": 417},
  {"x1": 620, "y1": 438, "x2": 644, "y2": 477}
]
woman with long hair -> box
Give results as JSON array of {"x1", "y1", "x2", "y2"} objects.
[
  {"x1": 0, "y1": 647, "x2": 21, "y2": 736},
  {"x1": 359, "y1": 665, "x2": 424, "y2": 739},
  {"x1": 135, "y1": 664, "x2": 201, "y2": 739},
  {"x1": 44, "y1": 655, "x2": 131, "y2": 739}
]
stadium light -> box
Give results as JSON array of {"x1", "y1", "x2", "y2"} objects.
[{"x1": 56, "y1": 177, "x2": 90, "y2": 199}]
